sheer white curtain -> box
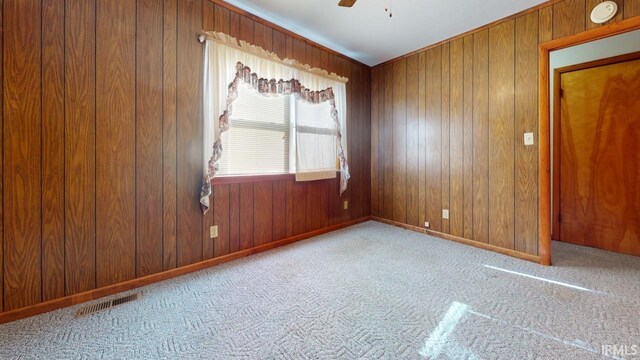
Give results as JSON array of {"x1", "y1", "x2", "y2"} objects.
[{"x1": 199, "y1": 32, "x2": 349, "y2": 213}]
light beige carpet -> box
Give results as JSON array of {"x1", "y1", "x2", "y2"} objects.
[{"x1": 1, "y1": 221, "x2": 639, "y2": 359}]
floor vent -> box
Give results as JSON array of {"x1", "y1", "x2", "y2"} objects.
[{"x1": 76, "y1": 292, "x2": 141, "y2": 317}]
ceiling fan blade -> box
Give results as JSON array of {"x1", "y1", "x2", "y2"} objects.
[{"x1": 338, "y1": 0, "x2": 357, "y2": 7}]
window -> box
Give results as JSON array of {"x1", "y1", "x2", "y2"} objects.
[
  {"x1": 218, "y1": 83, "x2": 292, "y2": 175},
  {"x1": 218, "y1": 83, "x2": 338, "y2": 177}
]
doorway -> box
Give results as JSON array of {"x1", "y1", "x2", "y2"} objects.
[
  {"x1": 539, "y1": 17, "x2": 640, "y2": 265},
  {"x1": 552, "y1": 52, "x2": 640, "y2": 256}
]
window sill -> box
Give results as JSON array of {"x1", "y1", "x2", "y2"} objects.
[
  {"x1": 211, "y1": 171, "x2": 340, "y2": 185},
  {"x1": 211, "y1": 173, "x2": 295, "y2": 185}
]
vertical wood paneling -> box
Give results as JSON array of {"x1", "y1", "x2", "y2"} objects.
[
  {"x1": 42, "y1": 0, "x2": 65, "y2": 301},
  {"x1": 539, "y1": 6, "x2": 553, "y2": 44},
  {"x1": 425, "y1": 47, "x2": 442, "y2": 232},
  {"x1": 162, "y1": 0, "x2": 178, "y2": 271},
  {"x1": 176, "y1": 0, "x2": 203, "y2": 267},
  {"x1": 3, "y1": 0, "x2": 42, "y2": 310},
  {"x1": 202, "y1": 0, "x2": 215, "y2": 261},
  {"x1": 292, "y1": 183, "x2": 306, "y2": 235},
  {"x1": 2, "y1": 0, "x2": 371, "y2": 314},
  {"x1": 392, "y1": 59, "x2": 407, "y2": 223},
  {"x1": 449, "y1": 39, "x2": 464, "y2": 237},
  {"x1": 65, "y1": 0, "x2": 96, "y2": 295},
  {"x1": 371, "y1": 67, "x2": 380, "y2": 216},
  {"x1": 553, "y1": 0, "x2": 586, "y2": 39},
  {"x1": 214, "y1": 184, "x2": 230, "y2": 257},
  {"x1": 441, "y1": 43, "x2": 450, "y2": 234},
  {"x1": 253, "y1": 22, "x2": 273, "y2": 51},
  {"x1": 383, "y1": 64, "x2": 394, "y2": 220},
  {"x1": 214, "y1": 3, "x2": 229, "y2": 33},
  {"x1": 472, "y1": 30, "x2": 489, "y2": 243},
  {"x1": 285, "y1": 180, "x2": 294, "y2": 237},
  {"x1": 253, "y1": 182, "x2": 273, "y2": 246},
  {"x1": 137, "y1": 0, "x2": 164, "y2": 276},
  {"x1": 406, "y1": 55, "x2": 420, "y2": 227},
  {"x1": 488, "y1": 21, "x2": 515, "y2": 250},
  {"x1": 272, "y1": 30, "x2": 286, "y2": 59},
  {"x1": 229, "y1": 184, "x2": 240, "y2": 252},
  {"x1": 239, "y1": 183, "x2": 254, "y2": 250},
  {"x1": 418, "y1": 52, "x2": 427, "y2": 228},
  {"x1": 239, "y1": 15, "x2": 254, "y2": 43},
  {"x1": 272, "y1": 180, "x2": 286, "y2": 240},
  {"x1": 625, "y1": 0, "x2": 640, "y2": 18},
  {"x1": 515, "y1": 12, "x2": 539, "y2": 255},
  {"x1": 96, "y1": 0, "x2": 136, "y2": 287},
  {"x1": 463, "y1": 35, "x2": 474, "y2": 240}
]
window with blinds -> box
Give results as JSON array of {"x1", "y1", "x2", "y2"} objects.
[{"x1": 218, "y1": 83, "x2": 292, "y2": 175}]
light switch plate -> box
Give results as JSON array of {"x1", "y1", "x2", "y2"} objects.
[
  {"x1": 442, "y1": 209, "x2": 449, "y2": 219},
  {"x1": 524, "y1": 132, "x2": 534, "y2": 146},
  {"x1": 210, "y1": 225, "x2": 218, "y2": 238}
]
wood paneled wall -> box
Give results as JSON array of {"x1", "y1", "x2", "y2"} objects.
[
  {"x1": 371, "y1": 0, "x2": 640, "y2": 256},
  {"x1": 0, "y1": 0, "x2": 370, "y2": 313}
]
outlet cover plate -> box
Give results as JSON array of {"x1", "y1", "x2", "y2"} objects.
[
  {"x1": 442, "y1": 209, "x2": 449, "y2": 219},
  {"x1": 343, "y1": 200, "x2": 349, "y2": 210},
  {"x1": 210, "y1": 225, "x2": 218, "y2": 238}
]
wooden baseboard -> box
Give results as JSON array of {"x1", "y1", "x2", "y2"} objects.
[
  {"x1": 0, "y1": 216, "x2": 371, "y2": 325},
  {"x1": 371, "y1": 216, "x2": 541, "y2": 264}
]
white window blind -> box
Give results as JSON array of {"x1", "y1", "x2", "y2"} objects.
[{"x1": 218, "y1": 83, "x2": 291, "y2": 175}]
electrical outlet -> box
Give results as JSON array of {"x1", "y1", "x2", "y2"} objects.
[
  {"x1": 210, "y1": 225, "x2": 218, "y2": 238},
  {"x1": 442, "y1": 209, "x2": 449, "y2": 219},
  {"x1": 424, "y1": 221, "x2": 430, "y2": 228},
  {"x1": 524, "y1": 132, "x2": 534, "y2": 146},
  {"x1": 343, "y1": 200, "x2": 349, "y2": 210}
]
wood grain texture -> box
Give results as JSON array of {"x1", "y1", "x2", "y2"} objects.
[
  {"x1": 0, "y1": 0, "x2": 2, "y2": 311},
  {"x1": 253, "y1": 182, "x2": 273, "y2": 246},
  {"x1": 472, "y1": 30, "x2": 489, "y2": 244},
  {"x1": 163, "y1": 0, "x2": 178, "y2": 271},
  {"x1": 3, "y1": 0, "x2": 42, "y2": 310},
  {"x1": 272, "y1": 30, "x2": 286, "y2": 59},
  {"x1": 383, "y1": 64, "x2": 394, "y2": 220},
  {"x1": 292, "y1": 182, "x2": 307, "y2": 235},
  {"x1": 239, "y1": 183, "x2": 254, "y2": 250},
  {"x1": 42, "y1": 0, "x2": 66, "y2": 302},
  {"x1": 462, "y1": 35, "x2": 474, "y2": 240},
  {"x1": 229, "y1": 184, "x2": 240, "y2": 253},
  {"x1": 425, "y1": 47, "x2": 442, "y2": 232},
  {"x1": 449, "y1": 39, "x2": 464, "y2": 237},
  {"x1": 441, "y1": 43, "x2": 450, "y2": 234},
  {"x1": 559, "y1": 56, "x2": 640, "y2": 256},
  {"x1": 136, "y1": 0, "x2": 164, "y2": 276},
  {"x1": 65, "y1": 0, "x2": 96, "y2": 295},
  {"x1": 418, "y1": 52, "x2": 427, "y2": 228},
  {"x1": 1, "y1": 0, "x2": 372, "y2": 316},
  {"x1": 176, "y1": 0, "x2": 203, "y2": 267},
  {"x1": 625, "y1": 0, "x2": 640, "y2": 18},
  {"x1": 553, "y1": 0, "x2": 586, "y2": 39},
  {"x1": 202, "y1": 0, "x2": 215, "y2": 261},
  {"x1": 488, "y1": 21, "x2": 515, "y2": 250},
  {"x1": 214, "y1": 184, "x2": 230, "y2": 257},
  {"x1": 406, "y1": 55, "x2": 420, "y2": 227},
  {"x1": 515, "y1": 12, "x2": 539, "y2": 255},
  {"x1": 96, "y1": 0, "x2": 136, "y2": 287},
  {"x1": 272, "y1": 180, "x2": 286, "y2": 240},
  {"x1": 392, "y1": 59, "x2": 407, "y2": 223},
  {"x1": 539, "y1": 6, "x2": 553, "y2": 43},
  {"x1": 371, "y1": 67, "x2": 380, "y2": 216}
]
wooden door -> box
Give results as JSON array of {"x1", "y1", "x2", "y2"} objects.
[{"x1": 558, "y1": 53, "x2": 640, "y2": 256}]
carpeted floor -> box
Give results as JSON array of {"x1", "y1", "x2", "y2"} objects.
[{"x1": 1, "y1": 221, "x2": 639, "y2": 359}]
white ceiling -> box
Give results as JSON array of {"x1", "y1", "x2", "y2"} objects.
[{"x1": 224, "y1": 0, "x2": 549, "y2": 66}]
